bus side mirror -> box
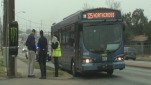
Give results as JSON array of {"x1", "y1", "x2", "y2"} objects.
[{"x1": 9, "y1": 21, "x2": 19, "y2": 55}]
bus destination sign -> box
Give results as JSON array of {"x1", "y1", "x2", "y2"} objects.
[{"x1": 83, "y1": 12, "x2": 115, "y2": 19}]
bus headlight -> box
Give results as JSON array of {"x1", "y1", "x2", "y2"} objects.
[
  {"x1": 116, "y1": 54, "x2": 124, "y2": 61},
  {"x1": 116, "y1": 57, "x2": 124, "y2": 61},
  {"x1": 86, "y1": 59, "x2": 90, "y2": 63},
  {"x1": 117, "y1": 57, "x2": 122, "y2": 61},
  {"x1": 82, "y1": 58, "x2": 92, "y2": 64}
]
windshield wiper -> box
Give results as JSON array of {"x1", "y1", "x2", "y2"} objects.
[
  {"x1": 106, "y1": 50, "x2": 116, "y2": 54},
  {"x1": 90, "y1": 49, "x2": 105, "y2": 54}
]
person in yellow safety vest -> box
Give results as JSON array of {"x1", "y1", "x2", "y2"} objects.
[
  {"x1": 51, "y1": 35, "x2": 62, "y2": 77},
  {"x1": 51, "y1": 41, "x2": 62, "y2": 57}
]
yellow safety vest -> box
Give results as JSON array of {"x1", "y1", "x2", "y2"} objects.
[{"x1": 51, "y1": 41, "x2": 62, "y2": 57}]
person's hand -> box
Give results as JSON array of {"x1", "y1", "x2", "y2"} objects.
[{"x1": 25, "y1": 53, "x2": 28, "y2": 59}]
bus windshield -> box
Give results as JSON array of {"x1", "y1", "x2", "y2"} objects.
[{"x1": 83, "y1": 24, "x2": 122, "y2": 53}]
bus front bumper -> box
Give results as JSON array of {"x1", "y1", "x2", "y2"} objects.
[
  {"x1": 113, "y1": 61, "x2": 125, "y2": 70},
  {"x1": 81, "y1": 61, "x2": 125, "y2": 73}
]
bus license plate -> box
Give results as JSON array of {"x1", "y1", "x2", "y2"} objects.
[{"x1": 102, "y1": 57, "x2": 107, "y2": 61}]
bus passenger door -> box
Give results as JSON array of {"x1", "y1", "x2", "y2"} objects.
[{"x1": 74, "y1": 24, "x2": 82, "y2": 71}]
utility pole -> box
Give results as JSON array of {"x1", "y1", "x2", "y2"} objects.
[
  {"x1": 3, "y1": 0, "x2": 8, "y2": 71},
  {"x1": 0, "y1": 18, "x2": 2, "y2": 50},
  {"x1": 3, "y1": 0, "x2": 16, "y2": 77},
  {"x1": 26, "y1": 21, "x2": 27, "y2": 31},
  {"x1": 0, "y1": 18, "x2": 2, "y2": 51},
  {"x1": 29, "y1": 20, "x2": 31, "y2": 29},
  {"x1": 8, "y1": 0, "x2": 15, "y2": 77},
  {"x1": 3, "y1": 0, "x2": 7, "y2": 47},
  {"x1": 40, "y1": 20, "x2": 42, "y2": 31}
]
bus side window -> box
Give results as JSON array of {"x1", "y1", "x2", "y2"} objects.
[
  {"x1": 68, "y1": 38, "x2": 75, "y2": 47},
  {"x1": 78, "y1": 24, "x2": 83, "y2": 31}
]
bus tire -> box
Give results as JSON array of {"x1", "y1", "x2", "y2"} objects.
[
  {"x1": 107, "y1": 69, "x2": 113, "y2": 76},
  {"x1": 71, "y1": 61, "x2": 78, "y2": 77}
]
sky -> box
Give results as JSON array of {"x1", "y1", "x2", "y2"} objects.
[{"x1": 0, "y1": 0, "x2": 151, "y2": 32}]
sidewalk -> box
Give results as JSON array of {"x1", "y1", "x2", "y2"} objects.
[
  {"x1": 16, "y1": 57, "x2": 55, "y2": 77},
  {"x1": 46, "y1": 62, "x2": 54, "y2": 68},
  {"x1": 16, "y1": 59, "x2": 40, "y2": 77},
  {"x1": 16, "y1": 58, "x2": 72, "y2": 79},
  {"x1": 125, "y1": 60, "x2": 151, "y2": 69}
]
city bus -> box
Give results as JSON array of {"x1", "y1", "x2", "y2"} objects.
[{"x1": 51, "y1": 8, "x2": 125, "y2": 76}]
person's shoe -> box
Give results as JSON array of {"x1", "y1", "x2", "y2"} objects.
[
  {"x1": 28, "y1": 75, "x2": 36, "y2": 78},
  {"x1": 39, "y1": 76, "x2": 46, "y2": 79}
]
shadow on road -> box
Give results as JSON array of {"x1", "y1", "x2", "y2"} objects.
[{"x1": 74, "y1": 72, "x2": 121, "y2": 80}]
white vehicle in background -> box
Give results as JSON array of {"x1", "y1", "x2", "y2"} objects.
[{"x1": 22, "y1": 46, "x2": 28, "y2": 59}]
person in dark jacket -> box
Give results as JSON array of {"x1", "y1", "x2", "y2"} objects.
[
  {"x1": 25, "y1": 29, "x2": 36, "y2": 78},
  {"x1": 37, "y1": 30, "x2": 48, "y2": 79}
]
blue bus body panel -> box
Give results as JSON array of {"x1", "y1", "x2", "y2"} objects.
[
  {"x1": 80, "y1": 40, "x2": 125, "y2": 72},
  {"x1": 81, "y1": 61, "x2": 125, "y2": 73}
]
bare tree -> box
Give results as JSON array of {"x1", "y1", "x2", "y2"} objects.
[
  {"x1": 83, "y1": 3, "x2": 92, "y2": 10},
  {"x1": 106, "y1": 0, "x2": 121, "y2": 10}
]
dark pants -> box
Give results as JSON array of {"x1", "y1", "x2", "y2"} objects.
[
  {"x1": 38, "y1": 51, "x2": 47, "y2": 77},
  {"x1": 54, "y1": 57, "x2": 59, "y2": 77}
]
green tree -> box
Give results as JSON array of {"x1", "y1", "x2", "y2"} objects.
[
  {"x1": 144, "y1": 21, "x2": 151, "y2": 43},
  {"x1": 132, "y1": 9, "x2": 148, "y2": 35},
  {"x1": 123, "y1": 12, "x2": 132, "y2": 29},
  {"x1": 123, "y1": 12, "x2": 133, "y2": 42},
  {"x1": 123, "y1": 9, "x2": 148, "y2": 43}
]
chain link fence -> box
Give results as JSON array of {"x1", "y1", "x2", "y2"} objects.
[{"x1": 125, "y1": 45, "x2": 151, "y2": 55}]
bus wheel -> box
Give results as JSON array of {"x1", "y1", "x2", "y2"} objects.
[
  {"x1": 71, "y1": 61, "x2": 78, "y2": 77},
  {"x1": 107, "y1": 69, "x2": 113, "y2": 76}
]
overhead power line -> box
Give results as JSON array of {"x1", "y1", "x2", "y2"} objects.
[{"x1": 16, "y1": 16, "x2": 50, "y2": 28}]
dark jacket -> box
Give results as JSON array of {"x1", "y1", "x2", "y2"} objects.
[
  {"x1": 38, "y1": 36, "x2": 48, "y2": 53},
  {"x1": 25, "y1": 33, "x2": 36, "y2": 52}
]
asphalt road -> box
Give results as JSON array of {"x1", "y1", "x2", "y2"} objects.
[{"x1": 0, "y1": 66, "x2": 151, "y2": 85}]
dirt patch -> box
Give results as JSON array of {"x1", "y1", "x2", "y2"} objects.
[
  {"x1": 0, "y1": 51, "x2": 6, "y2": 79},
  {"x1": 18, "y1": 57, "x2": 73, "y2": 79}
]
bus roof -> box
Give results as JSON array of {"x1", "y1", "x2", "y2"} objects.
[{"x1": 51, "y1": 8, "x2": 121, "y2": 32}]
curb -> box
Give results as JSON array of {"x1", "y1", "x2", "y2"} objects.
[
  {"x1": 49, "y1": 76, "x2": 73, "y2": 80},
  {"x1": 125, "y1": 64, "x2": 151, "y2": 69},
  {"x1": 0, "y1": 77, "x2": 7, "y2": 80}
]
